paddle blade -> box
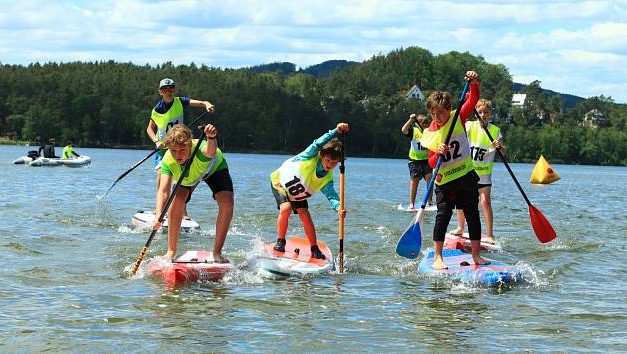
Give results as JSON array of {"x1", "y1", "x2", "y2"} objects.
[
  {"x1": 529, "y1": 205, "x2": 557, "y2": 243},
  {"x1": 396, "y1": 214, "x2": 423, "y2": 259}
]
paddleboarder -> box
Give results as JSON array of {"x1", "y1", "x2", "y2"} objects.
[
  {"x1": 401, "y1": 113, "x2": 434, "y2": 211},
  {"x1": 270, "y1": 122, "x2": 349, "y2": 259},
  {"x1": 450, "y1": 99, "x2": 506, "y2": 244},
  {"x1": 420, "y1": 71, "x2": 489, "y2": 269},
  {"x1": 146, "y1": 78, "x2": 216, "y2": 220},
  {"x1": 152, "y1": 124, "x2": 233, "y2": 263}
]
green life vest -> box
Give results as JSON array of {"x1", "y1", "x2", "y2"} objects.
[
  {"x1": 161, "y1": 140, "x2": 224, "y2": 186},
  {"x1": 420, "y1": 110, "x2": 474, "y2": 186},
  {"x1": 151, "y1": 97, "x2": 184, "y2": 141},
  {"x1": 408, "y1": 126, "x2": 429, "y2": 160},
  {"x1": 62, "y1": 145, "x2": 73, "y2": 159},
  {"x1": 270, "y1": 155, "x2": 334, "y2": 201},
  {"x1": 466, "y1": 121, "x2": 501, "y2": 184}
]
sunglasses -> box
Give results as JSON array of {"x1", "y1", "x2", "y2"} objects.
[{"x1": 160, "y1": 86, "x2": 175, "y2": 91}]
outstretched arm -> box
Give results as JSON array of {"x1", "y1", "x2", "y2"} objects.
[{"x1": 189, "y1": 99, "x2": 215, "y2": 113}]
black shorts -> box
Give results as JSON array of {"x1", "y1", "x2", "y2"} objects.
[
  {"x1": 271, "y1": 183, "x2": 308, "y2": 214},
  {"x1": 408, "y1": 159, "x2": 431, "y2": 179},
  {"x1": 178, "y1": 168, "x2": 234, "y2": 203}
]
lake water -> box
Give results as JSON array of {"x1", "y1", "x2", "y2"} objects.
[{"x1": 1, "y1": 145, "x2": 625, "y2": 352}]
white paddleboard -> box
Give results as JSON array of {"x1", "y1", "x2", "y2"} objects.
[
  {"x1": 250, "y1": 237, "x2": 334, "y2": 277},
  {"x1": 397, "y1": 203, "x2": 437, "y2": 212},
  {"x1": 132, "y1": 210, "x2": 200, "y2": 232}
]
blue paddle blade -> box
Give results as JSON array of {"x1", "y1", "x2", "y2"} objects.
[{"x1": 396, "y1": 218, "x2": 422, "y2": 259}]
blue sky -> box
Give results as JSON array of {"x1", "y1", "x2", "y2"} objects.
[{"x1": 1, "y1": 0, "x2": 626, "y2": 103}]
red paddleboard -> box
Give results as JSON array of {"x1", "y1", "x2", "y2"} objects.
[
  {"x1": 444, "y1": 232, "x2": 502, "y2": 252},
  {"x1": 148, "y1": 251, "x2": 234, "y2": 285}
]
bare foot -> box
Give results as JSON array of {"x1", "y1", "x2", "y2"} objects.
[
  {"x1": 213, "y1": 254, "x2": 230, "y2": 263},
  {"x1": 408, "y1": 204, "x2": 415, "y2": 210},
  {"x1": 449, "y1": 227, "x2": 464, "y2": 236},
  {"x1": 483, "y1": 236, "x2": 496, "y2": 244},
  {"x1": 433, "y1": 258, "x2": 448, "y2": 270},
  {"x1": 164, "y1": 251, "x2": 175, "y2": 261},
  {"x1": 473, "y1": 257, "x2": 491, "y2": 265}
]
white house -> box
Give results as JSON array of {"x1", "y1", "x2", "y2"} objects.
[
  {"x1": 405, "y1": 85, "x2": 425, "y2": 101},
  {"x1": 512, "y1": 93, "x2": 527, "y2": 107}
]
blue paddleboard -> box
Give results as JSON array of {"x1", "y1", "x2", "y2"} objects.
[{"x1": 419, "y1": 249, "x2": 521, "y2": 285}]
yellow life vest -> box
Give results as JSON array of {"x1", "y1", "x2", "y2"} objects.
[
  {"x1": 270, "y1": 155, "x2": 334, "y2": 201},
  {"x1": 420, "y1": 111, "x2": 474, "y2": 186},
  {"x1": 466, "y1": 121, "x2": 501, "y2": 184},
  {"x1": 161, "y1": 139, "x2": 224, "y2": 186},
  {"x1": 151, "y1": 97, "x2": 184, "y2": 141},
  {"x1": 408, "y1": 126, "x2": 429, "y2": 160},
  {"x1": 62, "y1": 145, "x2": 74, "y2": 159}
]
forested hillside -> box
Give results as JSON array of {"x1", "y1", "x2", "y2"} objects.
[{"x1": 1, "y1": 46, "x2": 625, "y2": 165}]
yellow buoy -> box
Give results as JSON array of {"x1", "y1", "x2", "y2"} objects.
[{"x1": 530, "y1": 155, "x2": 560, "y2": 184}]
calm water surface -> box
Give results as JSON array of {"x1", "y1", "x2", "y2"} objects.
[{"x1": 0, "y1": 145, "x2": 625, "y2": 352}]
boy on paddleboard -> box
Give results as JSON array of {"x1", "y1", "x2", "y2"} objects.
[
  {"x1": 401, "y1": 113, "x2": 434, "y2": 210},
  {"x1": 420, "y1": 71, "x2": 489, "y2": 269},
  {"x1": 152, "y1": 124, "x2": 234, "y2": 263},
  {"x1": 270, "y1": 123, "x2": 349, "y2": 259},
  {"x1": 146, "y1": 78, "x2": 216, "y2": 219},
  {"x1": 450, "y1": 99, "x2": 507, "y2": 244}
]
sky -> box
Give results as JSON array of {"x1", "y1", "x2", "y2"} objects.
[{"x1": 1, "y1": 0, "x2": 626, "y2": 103}]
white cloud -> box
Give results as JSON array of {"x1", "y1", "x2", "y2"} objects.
[{"x1": 0, "y1": 0, "x2": 626, "y2": 102}]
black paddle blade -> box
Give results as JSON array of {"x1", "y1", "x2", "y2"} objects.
[{"x1": 529, "y1": 205, "x2": 557, "y2": 243}]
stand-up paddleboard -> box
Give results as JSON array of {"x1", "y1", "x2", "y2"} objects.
[
  {"x1": 444, "y1": 232, "x2": 502, "y2": 252},
  {"x1": 419, "y1": 249, "x2": 521, "y2": 285},
  {"x1": 132, "y1": 210, "x2": 200, "y2": 232},
  {"x1": 397, "y1": 203, "x2": 437, "y2": 212},
  {"x1": 148, "y1": 251, "x2": 234, "y2": 285},
  {"x1": 252, "y1": 237, "x2": 334, "y2": 277}
]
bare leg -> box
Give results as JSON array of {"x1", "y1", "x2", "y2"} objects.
[
  {"x1": 212, "y1": 191, "x2": 233, "y2": 263},
  {"x1": 433, "y1": 240, "x2": 448, "y2": 269},
  {"x1": 470, "y1": 240, "x2": 490, "y2": 265},
  {"x1": 479, "y1": 187, "x2": 495, "y2": 243},
  {"x1": 297, "y1": 208, "x2": 317, "y2": 246},
  {"x1": 450, "y1": 209, "x2": 465, "y2": 235},
  {"x1": 408, "y1": 177, "x2": 418, "y2": 209},
  {"x1": 276, "y1": 202, "x2": 292, "y2": 240},
  {"x1": 164, "y1": 188, "x2": 188, "y2": 260}
]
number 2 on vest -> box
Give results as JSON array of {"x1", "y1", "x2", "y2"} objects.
[
  {"x1": 285, "y1": 176, "x2": 311, "y2": 201},
  {"x1": 443, "y1": 141, "x2": 462, "y2": 162}
]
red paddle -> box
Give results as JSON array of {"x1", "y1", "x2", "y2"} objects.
[{"x1": 474, "y1": 108, "x2": 556, "y2": 243}]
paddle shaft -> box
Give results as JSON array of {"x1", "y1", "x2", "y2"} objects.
[
  {"x1": 131, "y1": 128, "x2": 208, "y2": 275},
  {"x1": 338, "y1": 132, "x2": 346, "y2": 273},
  {"x1": 472, "y1": 108, "x2": 532, "y2": 206},
  {"x1": 105, "y1": 110, "x2": 211, "y2": 197}
]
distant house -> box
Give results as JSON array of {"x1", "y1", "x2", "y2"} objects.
[
  {"x1": 512, "y1": 93, "x2": 526, "y2": 107},
  {"x1": 581, "y1": 109, "x2": 609, "y2": 128},
  {"x1": 405, "y1": 85, "x2": 425, "y2": 101}
]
